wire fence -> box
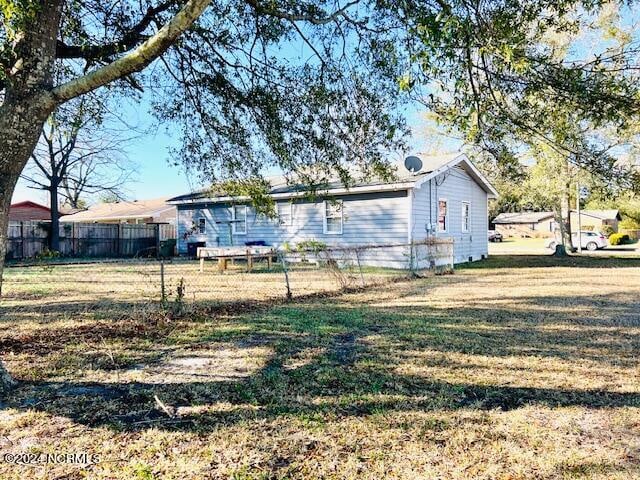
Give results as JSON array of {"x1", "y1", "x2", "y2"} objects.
[
  {"x1": 2, "y1": 239, "x2": 454, "y2": 318},
  {"x1": 148, "y1": 239, "x2": 454, "y2": 311}
]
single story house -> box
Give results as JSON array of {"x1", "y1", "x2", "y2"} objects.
[
  {"x1": 569, "y1": 209, "x2": 621, "y2": 233},
  {"x1": 493, "y1": 209, "x2": 622, "y2": 237},
  {"x1": 63, "y1": 197, "x2": 176, "y2": 225},
  {"x1": 168, "y1": 154, "x2": 498, "y2": 268},
  {"x1": 492, "y1": 211, "x2": 557, "y2": 237}
]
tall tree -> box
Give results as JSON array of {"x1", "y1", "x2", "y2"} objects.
[
  {"x1": 407, "y1": 0, "x2": 640, "y2": 187},
  {"x1": 21, "y1": 98, "x2": 134, "y2": 250},
  {"x1": 416, "y1": 0, "x2": 640, "y2": 252}
]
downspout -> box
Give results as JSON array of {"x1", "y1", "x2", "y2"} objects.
[
  {"x1": 429, "y1": 179, "x2": 433, "y2": 237},
  {"x1": 407, "y1": 188, "x2": 414, "y2": 244}
]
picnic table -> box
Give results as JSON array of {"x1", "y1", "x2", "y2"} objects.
[{"x1": 197, "y1": 246, "x2": 276, "y2": 272}]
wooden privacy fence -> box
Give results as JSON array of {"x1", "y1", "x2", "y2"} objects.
[{"x1": 5, "y1": 221, "x2": 176, "y2": 260}]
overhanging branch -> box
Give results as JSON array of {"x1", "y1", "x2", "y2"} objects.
[
  {"x1": 55, "y1": 0, "x2": 178, "y2": 61},
  {"x1": 48, "y1": 0, "x2": 212, "y2": 107},
  {"x1": 244, "y1": 0, "x2": 361, "y2": 25}
]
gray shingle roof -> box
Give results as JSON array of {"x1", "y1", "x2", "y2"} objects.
[
  {"x1": 573, "y1": 209, "x2": 621, "y2": 220},
  {"x1": 493, "y1": 211, "x2": 555, "y2": 224},
  {"x1": 168, "y1": 153, "x2": 464, "y2": 204},
  {"x1": 63, "y1": 197, "x2": 175, "y2": 222}
]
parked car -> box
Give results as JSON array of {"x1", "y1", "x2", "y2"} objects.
[
  {"x1": 546, "y1": 231, "x2": 607, "y2": 251},
  {"x1": 488, "y1": 230, "x2": 503, "y2": 242}
]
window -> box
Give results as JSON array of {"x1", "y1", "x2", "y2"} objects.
[
  {"x1": 323, "y1": 200, "x2": 343, "y2": 234},
  {"x1": 462, "y1": 202, "x2": 470, "y2": 233},
  {"x1": 277, "y1": 202, "x2": 293, "y2": 226},
  {"x1": 198, "y1": 218, "x2": 206, "y2": 234},
  {"x1": 232, "y1": 205, "x2": 247, "y2": 235},
  {"x1": 437, "y1": 199, "x2": 448, "y2": 232}
]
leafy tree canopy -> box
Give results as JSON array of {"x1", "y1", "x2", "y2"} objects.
[{"x1": 408, "y1": 0, "x2": 640, "y2": 185}]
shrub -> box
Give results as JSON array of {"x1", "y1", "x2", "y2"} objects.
[
  {"x1": 600, "y1": 225, "x2": 615, "y2": 238},
  {"x1": 609, "y1": 233, "x2": 630, "y2": 245},
  {"x1": 36, "y1": 248, "x2": 61, "y2": 261},
  {"x1": 296, "y1": 240, "x2": 327, "y2": 253},
  {"x1": 620, "y1": 218, "x2": 640, "y2": 230}
]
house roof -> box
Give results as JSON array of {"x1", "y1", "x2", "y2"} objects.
[
  {"x1": 168, "y1": 153, "x2": 498, "y2": 205},
  {"x1": 492, "y1": 211, "x2": 556, "y2": 224},
  {"x1": 10, "y1": 200, "x2": 51, "y2": 212},
  {"x1": 62, "y1": 197, "x2": 175, "y2": 222},
  {"x1": 571, "y1": 209, "x2": 622, "y2": 221}
]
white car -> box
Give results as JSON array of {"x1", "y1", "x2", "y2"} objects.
[{"x1": 546, "y1": 231, "x2": 608, "y2": 251}]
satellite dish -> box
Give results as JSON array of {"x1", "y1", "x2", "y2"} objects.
[{"x1": 404, "y1": 155, "x2": 423, "y2": 173}]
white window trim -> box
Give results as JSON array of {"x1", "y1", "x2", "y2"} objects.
[
  {"x1": 461, "y1": 201, "x2": 470, "y2": 233},
  {"x1": 323, "y1": 200, "x2": 343, "y2": 235},
  {"x1": 232, "y1": 205, "x2": 247, "y2": 235},
  {"x1": 197, "y1": 217, "x2": 206, "y2": 234},
  {"x1": 277, "y1": 202, "x2": 293, "y2": 226},
  {"x1": 437, "y1": 198, "x2": 448, "y2": 233}
]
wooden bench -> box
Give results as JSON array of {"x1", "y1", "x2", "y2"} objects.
[{"x1": 197, "y1": 246, "x2": 276, "y2": 273}]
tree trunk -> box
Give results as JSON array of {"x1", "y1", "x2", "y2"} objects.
[
  {"x1": 0, "y1": 168, "x2": 30, "y2": 395},
  {"x1": 49, "y1": 184, "x2": 60, "y2": 252},
  {"x1": 552, "y1": 202, "x2": 568, "y2": 257},
  {"x1": 561, "y1": 179, "x2": 574, "y2": 251},
  {"x1": 0, "y1": 0, "x2": 64, "y2": 394},
  {"x1": 0, "y1": 199, "x2": 13, "y2": 392}
]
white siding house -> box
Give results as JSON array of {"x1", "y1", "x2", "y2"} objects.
[{"x1": 169, "y1": 154, "x2": 497, "y2": 268}]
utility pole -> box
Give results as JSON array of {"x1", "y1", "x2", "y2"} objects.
[{"x1": 576, "y1": 183, "x2": 582, "y2": 253}]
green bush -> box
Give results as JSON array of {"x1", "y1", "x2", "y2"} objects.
[
  {"x1": 609, "y1": 233, "x2": 630, "y2": 245},
  {"x1": 296, "y1": 240, "x2": 327, "y2": 253},
  {"x1": 36, "y1": 248, "x2": 61, "y2": 261},
  {"x1": 600, "y1": 225, "x2": 615, "y2": 238},
  {"x1": 619, "y1": 217, "x2": 640, "y2": 230}
]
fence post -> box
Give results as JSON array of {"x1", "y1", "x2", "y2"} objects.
[
  {"x1": 155, "y1": 224, "x2": 160, "y2": 259},
  {"x1": 354, "y1": 248, "x2": 365, "y2": 287},
  {"x1": 20, "y1": 221, "x2": 24, "y2": 259},
  {"x1": 279, "y1": 251, "x2": 292, "y2": 301},
  {"x1": 408, "y1": 241, "x2": 416, "y2": 276},
  {"x1": 116, "y1": 224, "x2": 121, "y2": 257},
  {"x1": 160, "y1": 259, "x2": 166, "y2": 303}
]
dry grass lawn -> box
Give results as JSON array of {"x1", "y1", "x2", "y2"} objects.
[{"x1": 0, "y1": 255, "x2": 639, "y2": 479}]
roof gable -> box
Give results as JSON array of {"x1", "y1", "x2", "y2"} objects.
[
  {"x1": 10, "y1": 201, "x2": 51, "y2": 212},
  {"x1": 412, "y1": 154, "x2": 499, "y2": 197}
]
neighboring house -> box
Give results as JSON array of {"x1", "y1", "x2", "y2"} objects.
[
  {"x1": 62, "y1": 197, "x2": 176, "y2": 225},
  {"x1": 570, "y1": 209, "x2": 621, "y2": 233},
  {"x1": 8, "y1": 201, "x2": 53, "y2": 222},
  {"x1": 492, "y1": 211, "x2": 556, "y2": 238},
  {"x1": 493, "y1": 209, "x2": 622, "y2": 238},
  {"x1": 168, "y1": 154, "x2": 498, "y2": 267}
]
